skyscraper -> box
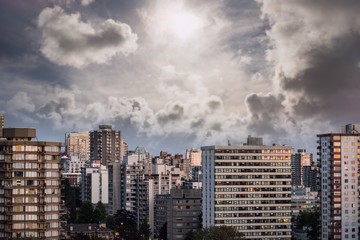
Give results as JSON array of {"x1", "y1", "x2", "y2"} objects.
[
  {"x1": 89, "y1": 125, "x2": 127, "y2": 214},
  {"x1": 89, "y1": 125, "x2": 126, "y2": 165},
  {"x1": 185, "y1": 148, "x2": 202, "y2": 166},
  {"x1": 0, "y1": 128, "x2": 62, "y2": 239},
  {"x1": 202, "y1": 141, "x2": 292, "y2": 239},
  {"x1": 65, "y1": 131, "x2": 90, "y2": 163},
  {"x1": 81, "y1": 163, "x2": 109, "y2": 205},
  {"x1": 291, "y1": 149, "x2": 312, "y2": 187},
  {"x1": 318, "y1": 125, "x2": 360, "y2": 239}
]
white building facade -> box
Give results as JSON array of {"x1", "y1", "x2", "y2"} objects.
[{"x1": 81, "y1": 164, "x2": 109, "y2": 205}]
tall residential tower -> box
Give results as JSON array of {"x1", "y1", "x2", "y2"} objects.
[
  {"x1": 318, "y1": 124, "x2": 360, "y2": 239},
  {"x1": 89, "y1": 125, "x2": 127, "y2": 214},
  {"x1": 0, "y1": 128, "x2": 62, "y2": 239},
  {"x1": 202, "y1": 140, "x2": 292, "y2": 239}
]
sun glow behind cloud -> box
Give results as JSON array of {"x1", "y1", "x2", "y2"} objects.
[
  {"x1": 166, "y1": 11, "x2": 202, "y2": 40},
  {"x1": 141, "y1": 2, "x2": 204, "y2": 41}
]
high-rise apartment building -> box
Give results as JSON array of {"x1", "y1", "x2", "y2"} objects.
[
  {"x1": 202, "y1": 141, "x2": 292, "y2": 239},
  {"x1": 154, "y1": 188, "x2": 202, "y2": 240},
  {"x1": 303, "y1": 163, "x2": 319, "y2": 191},
  {"x1": 0, "y1": 128, "x2": 62, "y2": 239},
  {"x1": 291, "y1": 149, "x2": 312, "y2": 187},
  {"x1": 81, "y1": 163, "x2": 109, "y2": 206},
  {"x1": 65, "y1": 131, "x2": 90, "y2": 163},
  {"x1": 318, "y1": 126, "x2": 360, "y2": 239},
  {"x1": 90, "y1": 125, "x2": 127, "y2": 214},
  {"x1": 89, "y1": 125, "x2": 127, "y2": 165},
  {"x1": 61, "y1": 156, "x2": 83, "y2": 186},
  {"x1": 185, "y1": 148, "x2": 202, "y2": 166}
]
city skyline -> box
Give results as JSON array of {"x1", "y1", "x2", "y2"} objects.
[{"x1": 1, "y1": 0, "x2": 360, "y2": 155}]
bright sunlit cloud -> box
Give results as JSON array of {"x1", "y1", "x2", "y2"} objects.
[
  {"x1": 140, "y1": 2, "x2": 204, "y2": 41},
  {"x1": 167, "y1": 11, "x2": 202, "y2": 40}
]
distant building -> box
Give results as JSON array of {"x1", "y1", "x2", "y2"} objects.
[
  {"x1": 245, "y1": 135, "x2": 263, "y2": 146},
  {"x1": 61, "y1": 155, "x2": 84, "y2": 186},
  {"x1": 63, "y1": 223, "x2": 114, "y2": 239},
  {"x1": 291, "y1": 149, "x2": 312, "y2": 187},
  {"x1": 89, "y1": 125, "x2": 128, "y2": 214},
  {"x1": 122, "y1": 148, "x2": 188, "y2": 235},
  {"x1": 202, "y1": 143, "x2": 292, "y2": 239},
  {"x1": 154, "y1": 188, "x2": 202, "y2": 240},
  {"x1": 303, "y1": 163, "x2": 319, "y2": 191},
  {"x1": 65, "y1": 131, "x2": 90, "y2": 163},
  {"x1": 81, "y1": 164, "x2": 109, "y2": 207},
  {"x1": 191, "y1": 165, "x2": 202, "y2": 183},
  {"x1": 90, "y1": 125, "x2": 127, "y2": 165},
  {"x1": 291, "y1": 187, "x2": 319, "y2": 218},
  {"x1": 185, "y1": 148, "x2": 202, "y2": 166},
  {"x1": 0, "y1": 128, "x2": 62, "y2": 239},
  {"x1": 0, "y1": 114, "x2": 4, "y2": 129},
  {"x1": 318, "y1": 125, "x2": 360, "y2": 239}
]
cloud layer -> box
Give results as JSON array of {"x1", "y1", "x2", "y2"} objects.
[
  {"x1": 38, "y1": 6, "x2": 138, "y2": 68},
  {"x1": 255, "y1": 0, "x2": 360, "y2": 122},
  {"x1": 2, "y1": 0, "x2": 360, "y2": 154}
]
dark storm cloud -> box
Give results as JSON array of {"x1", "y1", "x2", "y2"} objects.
[
  {"x1": 190, "y1": 118, "x2": 205, "y2": 129},
  {"x1": 250, "y1": 0, "x2": 360, "y2": 128},
  {"x1": 38, "y1": 97, "x2": 73, "y2": 117},
  {"x1": 282, "y1": 35, "x2": 360, "y2": 117},
  {"x1": 245, "y1": 93, "x2": 287, "y2": 136},
  {"x1": 156, "y1": 103, "x2": 184, "y2": 125}
]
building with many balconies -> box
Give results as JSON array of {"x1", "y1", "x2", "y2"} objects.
[
  {"x1": 0, "y1": 128, "x2": 62, "y2": 239},
  {"x1": 201, "y1": 137, "x2": 292, "y2": 239}
]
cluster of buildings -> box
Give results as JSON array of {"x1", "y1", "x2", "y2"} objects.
[
  {"x1": 0, "y1": 112, "x2": 360, "y2": 239},
  {"x1": 62, "y1": 125, "x2": 203, "y2": 239}
]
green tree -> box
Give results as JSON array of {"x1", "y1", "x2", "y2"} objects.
[
  {"x1": 93, "y1": 201, "x2": 107, "y2": 223},
  {"x1": 63, "y1": 179, "x2": 81, "y2": 223},
  {"x1": 113, "y1": 210, "x2": 140, "y2": 240},
  {"x1": 158, "y1": 222, "x2": 167, "y2": 240},
  {"x1": 72, "y1": 232, "x2": 91, "y2": 240},
  {"x1": 78, "y1": 201, "x2": 94, "y2": 223},
  {"x1": 295, "y1": 206, "x2": 320, "y2": 239},
  {"x1": 105, "y1": 215, "x2": 116, "y2": 230},
  {"x1": 139, "y1": 220, "x2": 151, "y2": 240},
  {"x1": 187, "y1": 226, "x2": 244, "y2": 240}
]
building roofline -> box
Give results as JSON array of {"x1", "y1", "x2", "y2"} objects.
[
  {"x1": 317, "y1": 133, "x2": 360, "y2": 137},
  {"x1": 201, "y1": 145, "x2": 293, "y2": 150}
]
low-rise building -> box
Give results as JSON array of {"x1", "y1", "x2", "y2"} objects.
[{"x1": 63, "y1": 223, "x2": 114, "y2": 239}]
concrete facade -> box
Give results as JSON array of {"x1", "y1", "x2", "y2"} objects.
[
  {"x1": 154, "y1": 188, "x2": 202, "y2": 240},
  {"x1": 318, "y1": 132, "x2": 360, "y2": 239},
  {"x1": 0, "y1": 128, "x2": 62, "y2": 239},
  {"x1": 202, "y1": 144, "x2": 292, "y2": 239}
]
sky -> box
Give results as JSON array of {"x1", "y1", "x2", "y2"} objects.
[{"x1": 1, "y1": 0, "x2": 360, "y2": 156}]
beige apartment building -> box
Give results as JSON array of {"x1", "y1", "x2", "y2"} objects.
[
  {"x1": 202, "y1": 141, "x2": 292, "y2": 239},
  {"x1": 0, "y1": 128, "x2": 62, "y2": 239},
  {"x1": 318, "y1": 125, "x2": 360, "y2": 240}
]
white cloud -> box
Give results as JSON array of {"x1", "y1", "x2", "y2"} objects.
[
  {"x1": 6, "y1": 91, "x2": 36, "y2": 113},
  {"x1": 81, "y1": 0, "x2": 94, "y2": 6},
  {"x1": 37, "y1": 6, "x2": 138, "y2": 68}
]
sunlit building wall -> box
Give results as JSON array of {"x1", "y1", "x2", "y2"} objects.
[
  {"x1": 65, "y1": 131, "x2": 90, "y2": 163},
  {"x1": 318, "y1": 131, "x2": 360, "y2": 240}
]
